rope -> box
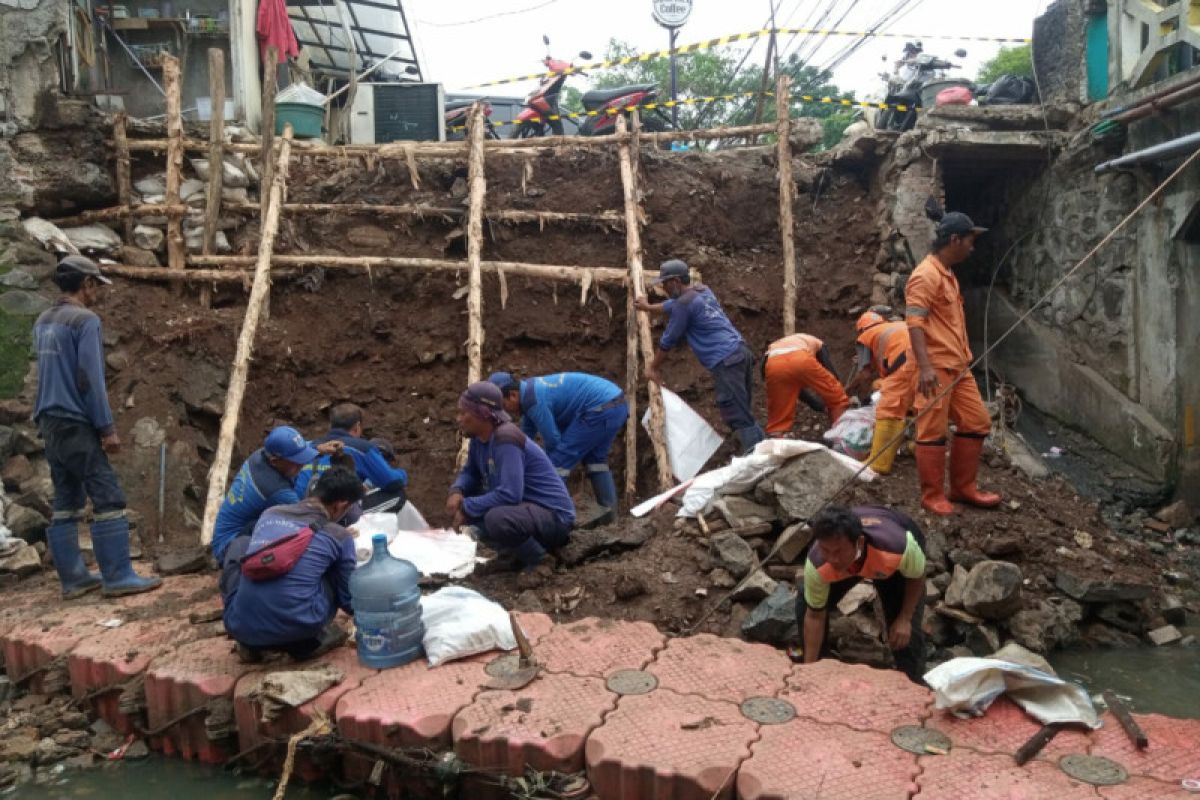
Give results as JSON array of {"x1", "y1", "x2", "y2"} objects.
[
  {"x1": 687, "y1": 141, "x2": 1200, "y2": 634},
  {"x1": 272, "y1": 713, "x2": 331, "y2": 800}
]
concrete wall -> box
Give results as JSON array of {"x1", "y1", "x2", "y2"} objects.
[
  {"x1": 0, "y1": 0, "x2": 68, "y2": 129},
  {"x1": 1034, "y1": 0, "x2": 1087, "y2": 105}
]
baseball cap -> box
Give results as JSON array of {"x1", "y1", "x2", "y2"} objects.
[
  {"x1": 936, "y1": 212, "x2": 987, "y2": 237},
  {"x1": 56, "y1": 255, "x2": 112, "y2": 285},
  {"x1": 487, "y1": 372, "x2": 518, "y2": 393},
  {"x1": 460, "y1": 381, "x2": 511, "y2": 422},
  {"x1": 263, "y1": 426, "x2": 319, "y2": 463},
  {"x1": 651, "y1": 259, "x2": 689, "y2": 285}
]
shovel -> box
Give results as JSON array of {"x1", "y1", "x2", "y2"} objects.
[{"x1": 485, "y1": 612, "x2": 540, "y2": 690}]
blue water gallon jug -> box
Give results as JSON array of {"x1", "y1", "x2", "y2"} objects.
[{"x1": 350, "y1": 534, "x2": 424, "y2": 668}]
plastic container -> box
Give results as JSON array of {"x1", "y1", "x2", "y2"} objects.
[
  {"x1": 276, "y1": 103, "x2": 324, "y2": 138},
  {"x1": 350, "y1": 534, "x2": 424, "y2": 668}
]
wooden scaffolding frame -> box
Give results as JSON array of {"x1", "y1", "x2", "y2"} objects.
[{"x1": 68, "y1": 64, "x2": 803, "y2": 545}]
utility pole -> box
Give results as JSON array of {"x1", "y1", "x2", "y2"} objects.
[{"x1": 651, "y1": 0, "x2": 693, "y2": 129}]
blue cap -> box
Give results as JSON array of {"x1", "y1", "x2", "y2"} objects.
[
  {"x1": 487, "y1": 372, "x2": 518, "y2": 393},
  {"x1": 263, "y1": 426, "x2": 319, "y2": 464}
]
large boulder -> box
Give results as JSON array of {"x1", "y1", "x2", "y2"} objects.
[
  {"x1": 4, "y1": 502, "x2": 47, "y2": 540},
  {"x1": 741, "y1": 584, "x2": 798, "y2": 644},
  {"x1": 943, "y1": 564, "x2": 969, "y2": 608},
  {"x1": 754, "y1": 450, "x2": 857, "y2": 521},
  {"x1": 62, "y1": 224, "x2": 121, "y2": 255},
  {"x1": 0, "y1": 540, "x2": 42, "y2": 577},
  {"x1": 960, "y1": 560, "x2": 1023, "y2": 620},
  {"x1": 1055, "y1": 572, "x2": 1151, "y2": 603},
  {"x1": 709, "y1": 532, "x2": 755, "y2": 579},
  {"x1": 0, "y1": 289, "x2": 51, "y2": 316},
  {"x1": 1006, "y1": 597, "x2": 1083, "y2": 653},
  {"x1": 712, "y1": 494, "x2": 776, "y2": 529}
]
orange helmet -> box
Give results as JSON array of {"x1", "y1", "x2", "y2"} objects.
[{"x1": 856, "y1": 310, "x2": 886, "y2": 334}]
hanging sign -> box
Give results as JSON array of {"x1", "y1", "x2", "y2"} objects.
[{"x1": 652, "y1": 0, "x2": 692, "y2": 29}]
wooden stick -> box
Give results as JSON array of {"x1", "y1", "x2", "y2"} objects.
[
  {"x1": 260, "y1": 47, "x2": 278, "y2": 220},
  {"x1": 113, "y1": 112, "x2": 133, "y2": 242},
  {"x1": 104, "y1": 264, "x2": 251, "y2": 282},
  {"x1": 776, "y1": 74, "x2": 797, "y2": 336},
  {"x1": 201, "y1": 48, "x2": 226, "y2": 308},
  {"x1": 163, "y1": 55, "x2": 186, "y2": 284},
  {"x1": 457, "y1": 103, "x2": 488, "y2": 469},
  {"x1": 616, "y1": 114, "x2": 673, "y2": 492},
  {"x1": 1102, "y1": 691, "x2": 1149, "y2": 749},
  {"x1": 49, "y1": 204, "x2": 189, "y2": 227},
  {"x1": 189, "y1": 254, "x2": 628, "y2": 284},
  {"x1": 1014, "y1": 724, "x2": 1061, "y2": 765},
  {"x1": 200, "y1": 126, "x2": 294, "y2": 548},
  {"x1": 624, "y1": 110, "x2": 641, "y2": 500}
]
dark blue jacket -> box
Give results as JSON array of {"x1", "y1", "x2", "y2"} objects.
[
  {"x1": 223, "y1": 499, "x2": 356, "y2": 648},
  {"x1": 451, "y1": 423, "x2": 575, "y2": 527},
  {"x1": 33, "y1": 299, "x2": 114, "y2": 435},
  {"x1": 660, "y1": 286, "x2": 745, "y2": 370},
  {"x1": 212, "y1": 449, "x2": 300, "y2": 561},
  {"x1": 293, "y1": 429, "x2": 408, "y2": 496},
  {"x1": 518, "y1": 373, "x2": 623, "y2": 455}
]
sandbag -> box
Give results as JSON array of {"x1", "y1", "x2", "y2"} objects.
[
  {"x1": 421, "y1": 586, "x2": 516, "y2": 667},
  {"x1": 824, "y1": 404, "x2": 876, "y2": 460}
]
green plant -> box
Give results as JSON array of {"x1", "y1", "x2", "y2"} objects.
[{"x1": 977, "y1": 45, "x2": 1033, "y2": 84}]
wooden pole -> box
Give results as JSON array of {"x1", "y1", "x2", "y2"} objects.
[
  {"x1": 113, "y1": 113, "x2": 133, "y2": 243},
  {"x1": 616, "y1": 114, "x2": 673, "y2": 492},
  {"x1": 163, "y1": 55, "x2": 186, "y2": 285},
  {"x1": 48, "y1": 203, "x2": 190, "y2": 227},
  {"x1": 776, "y1": 74, "x2": 797, "y2": 336},
  {"x1": 188, "y1": 254, "x2": 628, "y2": 283},
  {"x1": 260, "y1": 47, "x2": 278, "y2": 219},
  {"x1": 624, "y1": 111, "x2": 642, "y2": 500},
  {"x1": 465, "y1": 103, "x2": 487, "y2": 378},
  {"x1": 200, "y1": 126, "x2": 294, "y2": 548},
  {"x1": 201, "y1": 48, "x2": 226, "y2": 308}
]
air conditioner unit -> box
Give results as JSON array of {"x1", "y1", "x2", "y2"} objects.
[{"x1": 349, "y1": 83, "x2": 445, "y2": 144}]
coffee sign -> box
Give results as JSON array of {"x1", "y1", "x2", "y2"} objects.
[{"x1": 652, "y1": 0, "x2": 692, "y2": 28}]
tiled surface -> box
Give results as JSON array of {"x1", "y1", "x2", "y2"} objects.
[
  {"x1": 535, "y1": 617, "x2": 664, "y2": 677},
  {"x1": 1088, "y1": 712, "x2": 1200, "y2": 784},
  {"x1": 784, "y1": 659, "x2": 933, "y2": 732},
  {"x1": 649, "y1": 633, "x2": 792, "y2": 703},
  {"x1": 914, "y1": 748, "x2": 1101, "y2": 799},
  {"x1": 926, "y1": 696, "x2": 1094, "y2": 761}
]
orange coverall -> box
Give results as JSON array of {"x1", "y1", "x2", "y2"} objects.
[
  {"x1": 764, "y1": 333, "x2": 849, "y2": 434},
  {"x1": 856, "y1": 321, "x2": 918, "y2": 421}
]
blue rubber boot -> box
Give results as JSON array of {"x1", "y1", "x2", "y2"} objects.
[
  {"x1": 46, "y1": 518, "x2": 102, "y2": 600},
  {"x1": 587, "y1": 466, "x2": 618, "y2": 524},
  {"x1": 91, "y1": 515, "x2": 163, "y2": 597}
]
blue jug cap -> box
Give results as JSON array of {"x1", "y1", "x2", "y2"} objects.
[{"x1": 372, "y1": 533, "x2": 387, "y2": 544}]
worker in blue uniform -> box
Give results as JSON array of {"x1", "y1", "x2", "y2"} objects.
[
  {"x1": 488, "y1": 371, "x2": 627, "y2": 521},
  {"x1": 294, "y1": 403, "x2": 408, "y2": 513}
]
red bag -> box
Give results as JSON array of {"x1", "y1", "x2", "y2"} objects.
[
  {"x1": 936, "y1": 86, "x2": 973, "y2": 106},
  {"x1": 240, "y1": 523, "x2": 321, "y2": 581}
]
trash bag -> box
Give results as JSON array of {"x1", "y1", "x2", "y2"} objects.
[
  {"x1": 935, "y1": 85, "x2": 973, "y2": 106},
  {"x1": 980, "y1": 74, "x2": 1037, "y2": 105},
  {"x1": 824, "y1": 404, "x2": 877, "y2": 460}
]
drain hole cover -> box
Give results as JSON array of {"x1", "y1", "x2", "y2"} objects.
[
  {"x1": 1059, "y1": 754, "x2": 1128, "y2": 786},
  {"x1": 740, "y1": 697, "x2": 797, "y2": 725},
  {"x1": 890, "y1": 725, "x2": 951, "y2": 755},
  {"x1": 606, "y1": 669, "x2": 658, "y2": 695},
  {"x1": 485, "y1": 653, "x2": 521, "y2": 678}
]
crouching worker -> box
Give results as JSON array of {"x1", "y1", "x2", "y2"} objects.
[
  {"x1": 763, "y1": 332, "x2": 849, "y2": 436},
  {"x1": 295, "y1": 403, "x2": 409, "y2": 514},
  {"x1": 223, "y1": 467, "x2": 363, "y2": 663},
  {"x1": 798, "y1": 505, "x2": 928, "y2": 682},
  {"x1": 447, "y1": 382, "x2": 575, "y2": 570}
]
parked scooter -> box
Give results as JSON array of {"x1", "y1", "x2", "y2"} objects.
[
  {"x1": 513, "y1": 37, "x2": 593, "y2": 138},
  {"x1": 445, "y1": 99, "x2": 500, "y2": 140},
  {"x1": 869, "y1": 42, "x2": 970, "y2": 131}
]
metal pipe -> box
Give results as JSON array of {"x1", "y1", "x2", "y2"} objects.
[
  {"x1": 1094, "y1": 131, "x2": 1200, "y2": 173},
  {"x1": 1102, "y1": 72, "x2": 1200, "y2": 119},
  {"x1": 1110, "y1": 80, "x2": 1200, "y2": 124},
  {"x1": 157, "y1": 441, "x2": 167, "y2": 543}
]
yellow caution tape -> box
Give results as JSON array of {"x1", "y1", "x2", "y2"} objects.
[
  {"x1": 465, "y1": 26, "x2": 1030, "y2": 90},
  {"x1": 449, "y1": 89, "x2": 917, "y2": 133}
]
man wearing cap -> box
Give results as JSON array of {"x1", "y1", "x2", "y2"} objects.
[
  {"x1": 488, "y1": 371, "x2": 627, "y2": 522},
  {"x1": 212, "y1": 425, "x2": 341, "y2": 572},
  {"x1": 34, "y1": 256, "x2": 162, "y2": 598},
  {"x1": 905, "y1": 209, "x2": 1000, "y2": 514},
  {"x1": 634, "y1": 259, "x2": 766, "y2": 453},
  {"x1": 847, "y1": 310, "x2": 918, "y2": 474},
  {"x1": 294, "y1": 403, "x2": 409, "y2": 514},
  {"x1": 447, "y1": 382, "x2": 575, "y2": 570},
  {"x1": 762, "y1": 332, "x2": 848, "y2": 436}
]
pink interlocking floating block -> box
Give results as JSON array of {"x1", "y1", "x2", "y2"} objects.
[
  {"x1": 927, "y1": 696, "x2": 1093, "y2": 761},
  {"x1": 916, "y1": 747, "x2": 1100, "y2": 799},
  {"x1": 1098, "y1": 775, "x2": 1195, "y2": 798},
  {"x1": 1089, "y1": 712, "x2": 1200, "y2": 784},
  {"x1": 233, "y1": 646, "x2": 375, "y2": 782},
  {"x1": 739, "y1": 716, "x2": 920, "y2": 800},
  {"x1": 336, "y1": 658, "x2": 491, "y2": 749},
  {"x1": 535, "y1": 617, "x2": 664, "y2": 678},
  {"x1": 143, "y1": 636, "x2": 259, "y2": 763},
  {"x1": 649, "y1": 633, "x2": 791, "y2": 703},
  {"x1": 454, "y1": 672, "x2": 615, "y2": 776},
  {"x1": 68, "y1": 618, "x2": 222, "y2": 734},
  {"x1": 586, "y1": 688, "x2": 756, "y2": 800},
  {"x1": 783, "y1": 659, "x2": 933, "y2": 734},
  {"x1": 2, "y1": 607, "x2": 109, "y2": 694}
]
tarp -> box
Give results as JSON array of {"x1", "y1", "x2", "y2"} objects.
[
  {"x1": 642, "y1": 387, "x2": 724, "y2": 482},
  {"x1": 351, "y1": 504, "x2": 477, "y2": 578},
  {"x1": 924, "y1": 657, "x2": 1101, "y2": 728}
]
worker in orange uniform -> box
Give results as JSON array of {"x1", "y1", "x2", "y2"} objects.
[
  {"x1": 846, "y1": 310, "x2": 918, "y2": 474},
  {"x1": 763, "y1": 332, "x2": 849, "y2": 437},
  {"x1": 904, "y1": 208, "x2": 1000, "y2": 515}
]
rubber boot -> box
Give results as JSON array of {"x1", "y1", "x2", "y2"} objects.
[
  {"x1": 588, "y1": 467, "x2": 618, "y2": 526},
  {"x1": 45, "y1": 519, "x2": 102, "y2": 600},
  {"x1": 864, "y1": 418, "x2": 907, "y2": 475},
  {"x1": 91, "y1": 516, "x2": 163, "y2": 597},
  {"x1": 948, "y1": 436, "x2": 1002, "y2": 508},
  {"x1": 915, "y1": 444, "x2": 955, "y2": 516}
]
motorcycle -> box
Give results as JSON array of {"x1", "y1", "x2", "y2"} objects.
[
  {"x1": 869, "y1": 41, "x2": 970, "y2": 131},
  {"x1": 513, "y1": 36, "x2": 593, "y2": 138},
  {"x1": 445, "y1": 99, "x2": 500, "y2": 140}
]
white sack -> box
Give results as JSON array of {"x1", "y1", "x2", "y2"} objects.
[
  {"x1": 641, "y1": 387, "x2": 724, "y2": 482},
  {"x1": 389, "y1": 528, "x2": 477, "y2": 578},
  {"x1": 421, "y1": 586, "x2": 516, "y2": 666},
  {"x1": 923, "y1": 657, "x2": 1100, "y2": 728}
]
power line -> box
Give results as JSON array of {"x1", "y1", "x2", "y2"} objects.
[{"x1": 417, "y1": 0, "x2": 565, "y2": 28}]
